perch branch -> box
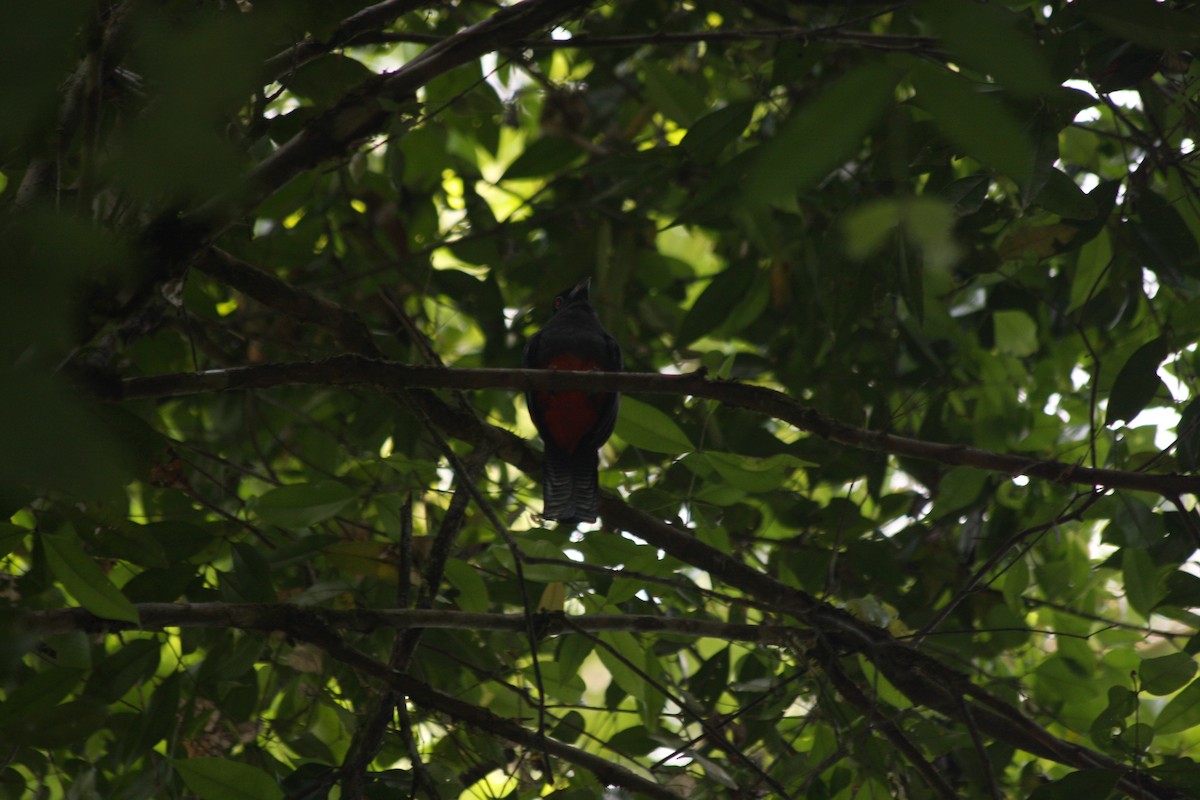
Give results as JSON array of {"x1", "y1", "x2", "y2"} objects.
[{"x1": 116, "y1": 357, "x2": 1200, "y2": 498}]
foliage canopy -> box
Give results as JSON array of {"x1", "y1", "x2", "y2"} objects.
[{"x1": 4, "y1": 0, "x2": 1200, "y2": 798}]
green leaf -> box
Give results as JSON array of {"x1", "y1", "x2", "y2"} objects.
[
  {"x1": 86, "y1": 638, "x2": 160, "y2": 703},
  {"x1": 641, "y1": 63, "x2": 707, "y2": 126},
  {"x1": 226, "y1": 541, "x2": 276, "y2": 604},
  {"x1": 606, "y1": 577, "x2": 642, "y2": 605},
  {"x1": 1035, "y1": 169, "x2": 1098, "y2": 220},
  {"x1": 556, "y1": 635, "x2": 594, "y2": 680},
  {"x1": 1068, "y1": 229, "x2": 1112, "y2": 313},
  {"x1": 92, "y1": 524, "x2": 168, "y2": 569},
  {"x1": 492, "y1": 540, "x2": 576, "y2": 583},
  {"x1": 43, "y1": 526, "x2": 139, "y2": 624},
  {"x1": 254, "y1": 482, "x2": 356, "y2": 528},
  {"x1": 0, "y1": 667, "x2": 83, "y2": 726},
  {"x1": 596, "y1": 631, "x2": 646, "y2": 702},
  {"x1": 993, "y1": 310, "x2": 1038, "y2": 357},
  {"x1": 681, "y1": 102, "x2": 754, "y2": 164},
  {"x1": 1129, "y1": 190, "x2": 1200, "y2": 286},
  {"x1": 1027, "y1": 770, "x2": 1119, "y2": 800},
  {"x1": 0, "y1": 698, "x2": 108, "y2": 748},
  {"x1": 678, "y1": 265, "x2": 757, "y2": 346},
  {"x1": 1090, "y1": 685, "x2": 1136, "y2": 752},
  {"x1": 931, "y1": 468, "x2": 987, "y2": 516},
  {"x1": 1123, "y1": 547, "x2": 1163, "y2": 617},
  {"x1": 1162, "y1": 571, "x2": 1200, "y2": 609},
  {"x1": 534, "y1": 662, "x2": 586, "y2": 705},
  {"x1": 174, "y1": 758, "x2": 284, "y2": 800},
  {"x1": 0, "y1": 523, "x2": 26, "y2": 559},
  {"x1": 1119, "y1": 722, "x2": 1155, "y2": 753},
  {"x1": 1002, "y1": 556, "x2": 1030, "y2": 612},
  {"x1": 607, "y1": 725, "x2": 659, "y2": 756},
  {"x1": 843, "y1": 196, "x2": 960, "y2": 272},
  {"x1": 501, "y1": 135, "x2": 586, "y2": 181},
  {"x1": 911, "y1": 62, "x2": 1032, "y2": 183},
  {"x1": 286, "y1": 55, "x2": 374, "y2": 107},
  {"x1": 615, "y1": 397, "x2": 694, "y2": 454},
  {"x1": 689, "y1": 647, "x2": 731, "y2": 706},
  {"x1": 131, "y1": 671, "x2": 182, "y2": 757},
  {"x1": 1156, "y1": 678, "x2": 1200, "y2": 735},
  {"x1": 1141, "y1": 653, "x2": 1198, "y2": 696},
  {"x1": 745, "y1": 61, "x2": 899, "y2": 207},
  {"x1": 920, "y1": 0, "x2": 1055, "y2": 97},
  {"x1": 1084, "y1": 0, "x2": 1200, "y2": 53},
  {"x1": 858, "y1": 654, "x2": 913, "y2": 710},
  {"x1": 444, "y1": 559, "x2": 489, "y2": 613},
  {"x1": 1178, "y1": 399, "x2": 1200, "y2": 471},
  {"x1": 639, "y1": 648, "x2": 667, "y2": 732},
  {"x1": 550, "y1": 710, "x2": 586, "y2": 745},
  {"x1": 1107, "y1": 337, "x2": 1168, "y2": 426},
  {"x1": 702, "y1": 451, "x2": 812, "y2": 492}
]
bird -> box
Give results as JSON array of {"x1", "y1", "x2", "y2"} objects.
[{"x1": 522, "y1": 278, "x2": 622, "y2": 524}]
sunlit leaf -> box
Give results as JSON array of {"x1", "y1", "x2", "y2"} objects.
[
  {"x1": 702, "y1": 451, "x2": 813, "y2": 492},
  {"x1": 1141, "y1": 653, "x2": 1197, "y2": 696},
  {"x1": 615, "y1": 397, "x2": 693, "y2": 454},
  {"x1": 174, "y1": 758, "x2": 284, "y2": 800},
  {"x1": 596, "y1": 631, "x2": 646, "y2": 702},
  {"x1": 1156, "y1": 678, "x2": 1200, "y2": 735},
  {"x1": 43, "y1": 527, "x2": 139, "y2": 624},
  {"x1": 993, "y1": 310, "x2": 1038, "y2": 357}
]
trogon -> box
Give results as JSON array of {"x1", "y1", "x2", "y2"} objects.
[{"x1": 523, "y1": 279, "x2": 622, "y2": 524}]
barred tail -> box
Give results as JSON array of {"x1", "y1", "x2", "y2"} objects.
[{"x1": 542, "y1": 447, "x2": 600, "y2": 524}]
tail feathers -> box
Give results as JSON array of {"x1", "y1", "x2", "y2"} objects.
[{"x1": 542, "y1": 447, "x2": 600, "y2": 524}]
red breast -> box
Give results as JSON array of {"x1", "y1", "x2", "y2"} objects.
[{"x1": 535, "y1": 353, "x2": 604, "y2": 454}]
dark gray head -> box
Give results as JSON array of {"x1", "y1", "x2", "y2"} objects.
[{"x1": 551, "y1": 278, "x2": 592, "y2": 315}]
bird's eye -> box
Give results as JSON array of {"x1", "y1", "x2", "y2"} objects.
[{"x1": 553, "y1": 297, "x2": 564, "y2": 309}]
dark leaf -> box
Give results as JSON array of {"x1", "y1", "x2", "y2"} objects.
[{"x1": 1107, "y1": 337, "x2": 1168, "y2": 426}]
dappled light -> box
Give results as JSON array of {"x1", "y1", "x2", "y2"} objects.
[{"x1": 3, "y1": 1, "x2": 1200, "y2": 798}]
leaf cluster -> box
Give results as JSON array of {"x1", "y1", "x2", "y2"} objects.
[{"x1": 4, "y1": 0, "x2": 1200, "y2": 798}]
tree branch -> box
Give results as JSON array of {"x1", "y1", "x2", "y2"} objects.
[
  {"x1": 115, "y1": 357, "x2": 1200, "y2": 498},
  {"x1": 346, "y1": 27, "x2": 939, "y2": 52},
  {"x1": 296, "y1": 617, "x2": 684, "y2": 800},
  {"x1": 818, "y1": 647, "x2": 959, "y2": 800},
  {"x1": 165, "y1": 235, "x2": 1191, "y2": 800},
  {"x1": 17, "y1": 603, "x2": 805, "y2": 645},
  {"x1": 262, "y1": 0, "x2": 442, "y2": 82},
  {"x1": 186, "y1": 0, "x2": 594, "y2": 237},
  {"x1": 91, "y1": 0, "x2": 595, "y2": 366}
]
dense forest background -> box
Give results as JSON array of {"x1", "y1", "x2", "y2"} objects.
[{"x1": 4, "y1": 0, "x2": 1200, "y2": 798}]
